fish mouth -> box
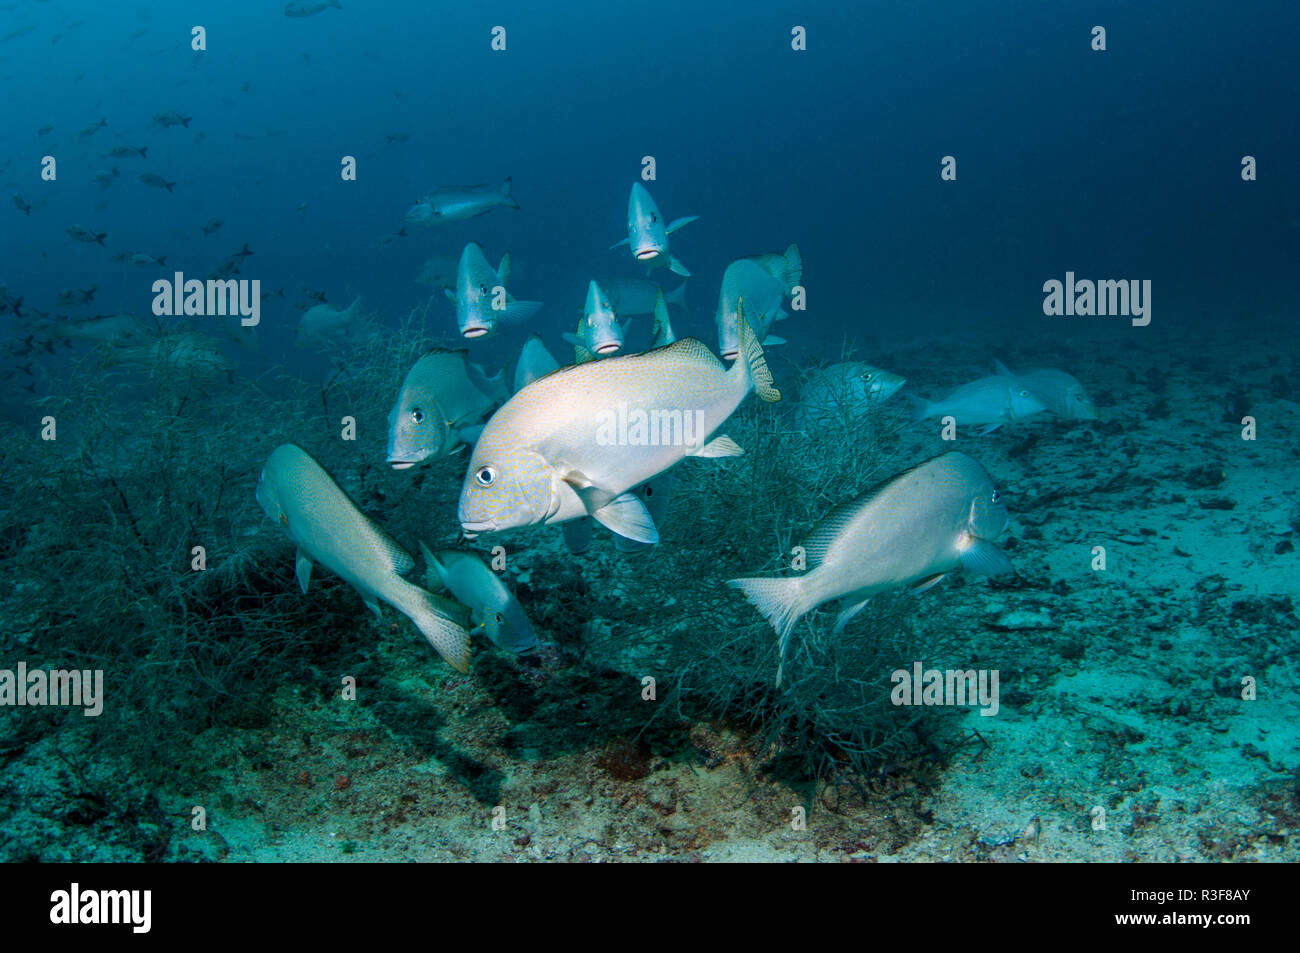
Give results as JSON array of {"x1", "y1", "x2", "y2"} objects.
[
  {"x1": 460, "y1": 520, "x2": 496, "y2": 536},
  {"x1": 634, "y1": 248, "x2": 660, "y2": 261},
  {"x1": 390, "y1": 461, "x2": 415, "y2": 470},
  {"x1": 721, "y1": 349, "x2": 738, "y2": 361},
  {"x1": 595, "y1": 342, "x2": 620, "y2": 354},
  {"x1": 462, "y1": 326, "x2": 488, "y2": 338}
]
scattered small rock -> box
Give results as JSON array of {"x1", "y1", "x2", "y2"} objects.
[{"x1": 986, "y1": 608, "x2": 1057, "y2": 631}]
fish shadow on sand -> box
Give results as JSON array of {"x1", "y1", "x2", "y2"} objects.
[{"x1": 365, "y1": 685, "x2": 505, "y2": 806}]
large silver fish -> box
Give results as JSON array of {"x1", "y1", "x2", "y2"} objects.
[
  {"x1": 444, "y1": 242, "x2": 543, "y2": 339},
  {"x1": 729, "y1": 451, "x2": 1013, "y2": 682},
  {"x1": 611, "y1": 182, "x2": 697, "y2": 277},
  {"x1": 796, "y1": 361, "x2": 906, "y2": 430},
  {"x1": 420, "y1": 545, "x2": 538, "y2": 654},
  {"x1": 387, "y1": 349, "x2": 507, "y2": 468},
  {"x1": 904, "y1": 375, "x2": 1046, "y2": 434},
  {"x1": 405, "y1": 177, "x2": 518, "y2": 224},
  {"x1": 296, "y1": 295, "x2": 365, "y2": 345},
  {"x1": 994, "y1": 359, "x2": 1098, "y2": 420},
  {"x1": 458, "y1": 317, "x2": 780, "y2": 543},
  {"x1": 715, "y1": 244, "x2": 801, "y2": 360},
  {"x1": 256, "y1": 444, "x2": 471, "y2": 671}
]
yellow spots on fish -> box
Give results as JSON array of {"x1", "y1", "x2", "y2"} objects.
[{"x1": 279, "y1": 512, "x2": 290, "y2": 528}]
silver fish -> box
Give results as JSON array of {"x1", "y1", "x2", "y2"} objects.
[
  {"x1": 387, "y1": 349, "x2": 506, "y2": 468},
  {"x1": 286, "y1": 0, "x2": 343, "y2": 16},
  {"x1": 59, "y1": 313, "x2": 150, "y2": 343},
  {"x1": 649, "y1": 288, "x2": 677, "y2": 349},
  {"x1": 137, "y1": 172, "x2": 175, "y2": 192},
  {"x1": 729, "y1": 451, "x2": 1013, "y2": 683},
  {"x1": 904, "y1": 375, "x2": 1047, "y2": 434},
  {"x1": 152, "y1": 111, "x2": 192, "y2": 128},
  {"x1": 562, "y1": 280, "x2": 627, "y2": 360},
  {"x1": 458, "y1": 317, "x2": 779, "y2": 543},
  {"x1": 296, "y1": 295, "x2": 364, "y2": 345},
  {"x1": 405, "y1": 177, "x2": 518, "y2": 224},
  {"x1": 420, "y1": 545, "x2": 538, "y2": 654},
  {"x1": 602, "y1": 278, "x2": 688, "y2": 316},
  {"x1": 716, "y1": 244, "x2": 801, "y2": 360},
  {"x1": 513, "y1": 334, "x2": 560, "y2": 393},
  {"x1": 256, "y1": 444, "x2": 470, "y2": 671},
  {"x1": 415, "y1": 253, "x2": 459, "y2": 289},
  {"x1": 796, "y1": 361, "x2": 906, "y2": 429},
  {"x1": 67, "y1": 225, "x2": 106, "y2": 246},
  {"x1": 284, "y1": 0, "x2": 342, "y2": 17},
  {"x1": 113, "y1": 332, "x2": 231, "y2": 376},
  {"x1": 994, "y1": 360, "x2": 1098, "y2": 420},
  {"x1": 610, "y1": 182, "x2": 698, "y2": 277},
  {"x1": 57, "y1": 285, "x2": 96, "y2": 306},
  {"x1": 444, "y1": 242, "x2": 542, "y2": 339}
]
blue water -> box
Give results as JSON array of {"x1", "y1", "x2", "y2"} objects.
[{"x1": 4, "y1": 0, "x2": 1295, "y2": 367}]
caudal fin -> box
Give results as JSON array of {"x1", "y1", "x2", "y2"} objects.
[
  {"x1": 727, "y1": 575, "x2": 809, "y2": 686},
  {"x1": 664, "y1": 280, "x2": 688, "y2": 312},
  {"x1": 406, "y1": 586, "x2": 472, "y2": 673},
  {"x1": 902, "y1": 392, "x2": 934, "y2": 422},
  {"x1": 736, "y1": 314, "x2": 781, "y2": 403},
  {"x1": 775, "y1": 243, "x2": 803, "y2": 290},
  {"x1": 500, "y1": 176, "x2": 520, "y2": 209}
]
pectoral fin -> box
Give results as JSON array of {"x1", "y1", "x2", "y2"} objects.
[
  {"x1": 689, "y1": 434, "x2": 743, "y2": 458},
  {"x1": 832, "y1": 598, "x2": 870, "y2": 634},
  {"x1": 610, "y1": 237, "x2": 629, "y2": 249},
  {"x1": 295, "y1": 549, "x2": 313, "y2": 594},
  {"x1": 499, "y1": 300, "x2": 543, "y2": 325},
  {"x1": 666, "y1": 215, "x2": 699, "y2": 233},
  {"x1": 959, "y1": 540, "x2": 1015, "y2": 577},
  {"x1": 908, "y1": 573, "x2": 947, "y2": 595},
  {"x1": 668, "y1": 256, "x2": 691, "y2": 277},
  {"x1": 591, "y1": 492, "x2": 658, "y2": 545},
  {"x1": 362, "y1": 593, "x2": 383, "y2": 621}
]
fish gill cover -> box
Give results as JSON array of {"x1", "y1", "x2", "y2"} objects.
[{"x1": 0, "y1": 0, "x2": 1296, "y2": 867}]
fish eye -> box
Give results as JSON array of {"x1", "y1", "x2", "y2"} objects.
[
  {"x1": 991, "y1": 489, "x2": 1000, "y2": 503},
  {"x1": 410, "y1": 408, "x2": 424, "y2": 423},
  {"x1": 475, "y1": 466, "x2": 497, "y2": 487},
  {"x1": 1018, "y1": 389, "x2": 1030, "y2": 397},
  {"x1": 861, "y1": 372, "x2": 874, "y2": 381},
  {"x1": 495, "y1": 612, "x2": 505, "y2": 625},
  {"x1": 643, "y1": 484, "x2": 654, "y2": 497},
  {"x1": 650, "y1": 212, "x2": 658, "y2": 223},
  {"x1": 479, "y1": 283, "x2": 489, "y2": 295}
]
